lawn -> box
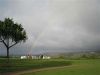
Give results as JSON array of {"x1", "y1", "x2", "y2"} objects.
[
  {"x1": 22, "y1": 59, "x2": 100, "y2": 75},
  {"x1": 0, "y1": 58, "x2": 71, "y2": 73}
]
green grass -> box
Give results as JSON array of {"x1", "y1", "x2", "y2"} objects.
[
  {"x1": 0, "y1": 58, "x2": 71, "y2": 73},
  {"x1": 22, "y1": 59, "x2": 100, "y2": 75}
]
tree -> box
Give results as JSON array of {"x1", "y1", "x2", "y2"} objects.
[
  {"x1": 40, "y1": 55, "x2": 43, "y2": 59},
  {"x1": 0, "y1": 18, "x2": 27, "y2": 58}
]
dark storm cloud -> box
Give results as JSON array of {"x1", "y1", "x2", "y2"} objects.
[{"x1": 0, "y1": 0, "x2": 100, "y2": 55}]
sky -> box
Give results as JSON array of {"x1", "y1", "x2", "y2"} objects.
[{"x1": 0, "y1": 0, "x2": 100, "y2": 55}]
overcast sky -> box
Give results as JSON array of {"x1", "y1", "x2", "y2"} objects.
[{"x1": 0, "y1": 0, "x2": 100, "y2": 55}]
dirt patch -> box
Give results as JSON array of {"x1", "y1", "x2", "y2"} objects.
[{"x1": 2, "y1": 65, "x2": 78, "y2": 75}]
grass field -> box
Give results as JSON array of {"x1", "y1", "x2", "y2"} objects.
[
  {"x1": 0, "y1": 58, "x2": 71, "y2": 73},
  {"x1": 0, "y1": 58, "x2": 100, "y2": 75},
  {"x1": 22, "y1": 59, "x2": 100, "y2": 75}
]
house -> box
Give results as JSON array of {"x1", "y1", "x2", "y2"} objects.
[
  {"x1": 32, "y1": 55, "x2": 41, "y2": 59},
  {"x1": 20, "y1": 56, "x2": 27, "y2": 59},
  {"x1": 20, "y1": 55, "x2": 51, "y2": 59},
  {"x1": 43, "y1": 56, "x2": 51, "y2": 59}
]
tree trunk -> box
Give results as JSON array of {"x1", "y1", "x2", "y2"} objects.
[
  {"x1": 6, "y1": 47, "x2": 10, "y2": 63},
  {"x1": 7, "y1": 47, "x2": 9, "y2": 58}
]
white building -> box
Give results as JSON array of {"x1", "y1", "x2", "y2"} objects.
[
  {"x1": 20, "y1": 56, "x2": 27, "y2": 59},
  {"x1": 43, "y1": 56, "x2": 51, "y2": 59},
  {"x1": 20, "y1": 55, "x2": 51, "y2": 59}
]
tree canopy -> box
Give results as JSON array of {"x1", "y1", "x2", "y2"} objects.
[{"x1": 0, "y1": 18, "x2": 27, "y2": 58}]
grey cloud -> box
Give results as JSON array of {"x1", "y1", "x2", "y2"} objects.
[{"x1": 0, "y1": 0, "x2": 100, "y2": 55}]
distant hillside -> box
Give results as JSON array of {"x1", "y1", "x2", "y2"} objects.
[{"x1": 42, "y1": 51, "x2": 100, "y2": 59}]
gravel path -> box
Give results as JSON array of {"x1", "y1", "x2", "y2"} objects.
[{"x1": 2, "y1": 65, "x2": 76, "y2": 75}]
